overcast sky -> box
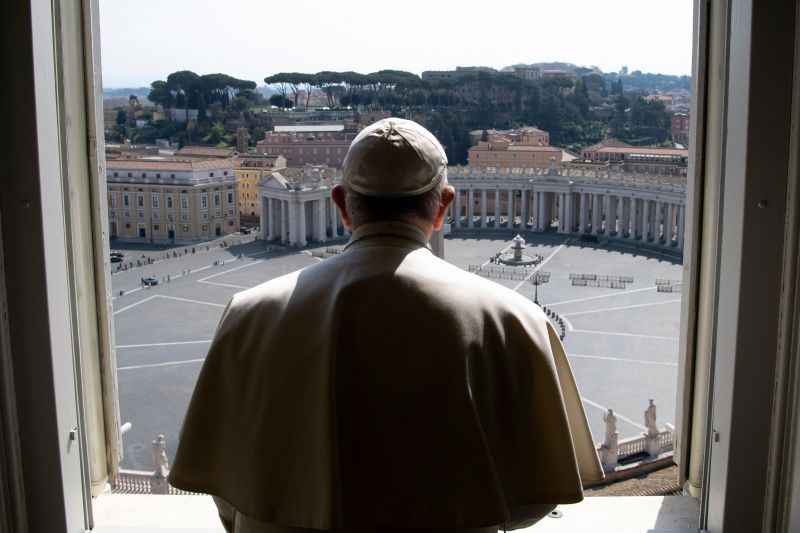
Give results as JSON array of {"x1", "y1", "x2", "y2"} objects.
[{"x1": 99, "y1": 0, "x2": 694, "y2": 88}]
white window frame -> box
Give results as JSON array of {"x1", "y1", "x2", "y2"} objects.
[
  {"x1": 180, "y1": 193, "x2": 189, "y2": 210},
  {"x1": 200, "y1": 192, "x2": 208, "y2": 210},
  {"x1": 151, "y1": 192, "x2": 160, "y2": 209},
  {"x1": 166, "y1": 194, "x2": 173, "y2": 209}
]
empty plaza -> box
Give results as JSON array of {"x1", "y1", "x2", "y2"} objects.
[{"x1": 113, "y1": 233, "x2": 682, "y2": 470}]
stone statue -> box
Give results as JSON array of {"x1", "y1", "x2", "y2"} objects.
[
  {"x1": 645, "y1": 399, "x2": 658, "y2": 436},
  {"x1": 603, "y1": 408, "x2": 618, "y2": 446},
  {"x1": 600, "y1": 408, "x2": 619, "y2": 472},
  {"x1": 150, "y1": 434, "x2": 170, "y2": 494}
]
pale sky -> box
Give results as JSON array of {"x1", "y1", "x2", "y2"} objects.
[{"x1": 99, "y1": 0, "x2": 694, "y2": 88}]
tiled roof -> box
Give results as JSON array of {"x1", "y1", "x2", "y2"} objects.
[
  {"x1": 506, "y1": 145, "x2": 561, "y2": 152},
  {"x1": 175, "y1": 146, "x2": 236, "y2": 158},
  {"x1": 594, "y1": 146, "x2": 689, "y2": 157}
]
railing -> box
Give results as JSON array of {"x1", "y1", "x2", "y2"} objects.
[{"x1": 114, "y1": 469, "x2": 199, "y2": 495}]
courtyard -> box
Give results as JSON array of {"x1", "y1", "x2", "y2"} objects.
[{"x1": 112, "y1": 232, "x2": 683, "y2": 470}]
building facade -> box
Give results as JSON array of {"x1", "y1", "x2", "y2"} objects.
[
  {"x1": 106, "y1": 159, "x2": 239, "y2": 243},
  {"x1": 258, "y1": 164, "x2": 686, "y2": 254},
  {"x1": 581, "y1": 142, "x2": 689, "y2": 176},
  {"x1": 255, "y1": 124, "x2": 358, "y2": 167},
  {"x1": 447, "y1": 166, "x2": 686, "y2": 252},
  {"x1": 468, "y1": 127, "x2": 567, "y2": 170},
  {"x1": 671, "y1": 113, "x2": 690, "y2": 145},
  {"x1": 258, "y1": 169, "x2": 346, "y2": 247},
  {"x1": 235, "y1": 154, "x2": 287, "y2": 220}
]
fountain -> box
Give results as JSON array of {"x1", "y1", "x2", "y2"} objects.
[{"x1": 497, "y1": 234, "x2": 540, "y2": 266}]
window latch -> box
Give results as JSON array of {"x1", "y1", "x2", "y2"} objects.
[{"x1": 67, "y1": 425, "x2": 79, "y2": 452}]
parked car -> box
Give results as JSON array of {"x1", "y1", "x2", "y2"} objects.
[
  {"x1": 141, "y1": 276, "x2": 159, "y2": 286},
  {"x1": 110, "y1": 251, "x2": 124, "y2": 263}
]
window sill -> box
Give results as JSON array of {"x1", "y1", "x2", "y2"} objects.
[{"x1": 91, "y1": 494, "x2": 699, "y2": 532}]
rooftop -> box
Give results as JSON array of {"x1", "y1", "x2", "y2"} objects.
[
  {"x1": 273, "y1": 124, "x2": 345, "y2": 133},
  {"x1": 175, "y1": 146, "x2": 237, "y2": 158},
  {"x1": 592, "y1": 146, "x2": 689, "y2": 157},
  {"x1": 106, "y1": 158, "x2": 236, "y2": 172}
]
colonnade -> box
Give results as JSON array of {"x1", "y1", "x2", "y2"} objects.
[
  {"x1": 260, "y1": 193, "x2": 346, "y2": 246},
  {"x1": 256, "y1": 167, "x2": 687, "y2": 252},
  {"x1": 449, "y1": 185, "x2": 686, "y2": 250}
]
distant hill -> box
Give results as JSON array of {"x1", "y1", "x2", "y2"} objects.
[
  {"x1": 503, "y1": 62, "x2": 602, "y2": 75},
  {"x1": 502, "y1": 62, "x2": 690, "y2": 93},
  {"x1": 103, "y1": 87, "x2": 150, "y2": 98},
  {"x1": 605, "y1": 71, "x2": 691, "y2": 93}
]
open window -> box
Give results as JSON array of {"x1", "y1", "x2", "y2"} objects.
[{"x1": 2, "y1": 0, "x2": 800, "y2": 532}]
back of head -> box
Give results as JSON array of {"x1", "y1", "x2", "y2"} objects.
[{"x1": 341, "y1": 118, "x2": 449, "y2": 226}]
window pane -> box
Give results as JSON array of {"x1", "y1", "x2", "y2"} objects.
[{"x1": 98, "y1": 0, "x2": 695, "y2": 512}]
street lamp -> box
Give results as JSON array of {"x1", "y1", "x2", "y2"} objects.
[{"x1": 530, "y1": 271, "x2": 551, "y2": 305}]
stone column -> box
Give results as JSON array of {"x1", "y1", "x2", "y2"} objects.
[
  {"x1": 480, "y1": 189, "x2": 487, "y2": 228},
  {"x1": 604, "y1": 195, "x2": 613, "y2": 234},
  {"x1": 578, "y1": 193, "x2": 587, "y2": 233},
  {"x1": 592, "y1": 194, "x2": 602, "y2": 234},
  {"x1": 564, "y1": 192, "x2": 575, "y2": 233},
  {"x1": 287, "y1": 199, "x2": 296, "y2": 245},
  {"x1": 642, "y1": 199, "x2": 651, "y2": 241},
  {"x1": 298, "y1": 200, "x2": 307, "y2": 247},
  {"x1": 453, "y1": 188, "x2": 461, "y2": 228},
  {"x1": 616, "y1": 196, "x2": 624, "y2": 237},
  {"x1": 667, "y1": 204, "x2": 675, "y2": 244},
  {"x1": 317, "y1": 198, "x2": 327, "y2": 242},
  {"x1": 677, "y1": 205, "x2": 686, "y2": 250},
  {"x1": 467, "y1": 189, "x2": 475, "y2": 228},
  {"x1": 507, "y1": 188, "x2": 515, "y2": 228},
  {"x1": 538, "y1": 191, "x2": 547, "y2": 231},
  {"x1": 623, "y1": 197, "x2": 632, "y2": 238},
  {"x1": 277, "y1": 200, "x2": 284, "y2": 243},
  {"x1": 654, "y1": 201, "x2": 663, "y2": 241},
  {"x1": 329, "y1": 197, "x2": 337, "y2": 238},
  {"x1": 494, "y1": 189, "x2": 500, "y2": 228},
  {"x1": 263, "y1": 196, "x2": 272, "y2": 240},
  {"x1": 521, "y1": 190, "x2": 529, "y2": 228}
]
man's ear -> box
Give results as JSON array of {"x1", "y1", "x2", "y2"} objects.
[
  {"x1": 332, "y1": 185, "x2": 353, "y2": 230},
  {"x1": 433, "y1": 185, "x2": 455, "y2": 231}
]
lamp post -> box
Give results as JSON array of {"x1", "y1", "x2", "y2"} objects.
[{"x1": 530, "y1": 271, "x2": 551, "y2": 305}]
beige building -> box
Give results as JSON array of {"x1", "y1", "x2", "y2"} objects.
[
  {"x1": 581, "y1": 141, "x2": 689, "y2": 176},
  {"x1": 235, "y1": 154, "x2": 287, "y2": 221},
  {"x1": 469, "y1": 143, "x2": 566, "y2": 170},
  {"x1": 468, "y1": 127, "x2": 573, "y2": 168},
  {"x1": 468, "y1": 127, "x2": 567, "y2": 170},
  {"x1": 106, "y1": 158, "x2": 239, "y2": 243}
]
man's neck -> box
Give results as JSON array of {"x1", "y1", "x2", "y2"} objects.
[{"x1": 352, "y1": 218, "x2": 433, "y2": 240}]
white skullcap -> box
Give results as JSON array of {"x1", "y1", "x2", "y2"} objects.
[{"x1": 342, "y1": 118, "x2": 448, "y2": 197}]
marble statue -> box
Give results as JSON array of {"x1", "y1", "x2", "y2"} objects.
[{"x1": 645, "y1": 399, "x2": 658, "y2": 436}]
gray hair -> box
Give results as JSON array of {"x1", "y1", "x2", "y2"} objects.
[{"x1": 345, "y1": 176, "x2": 447, "y2": 227}]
